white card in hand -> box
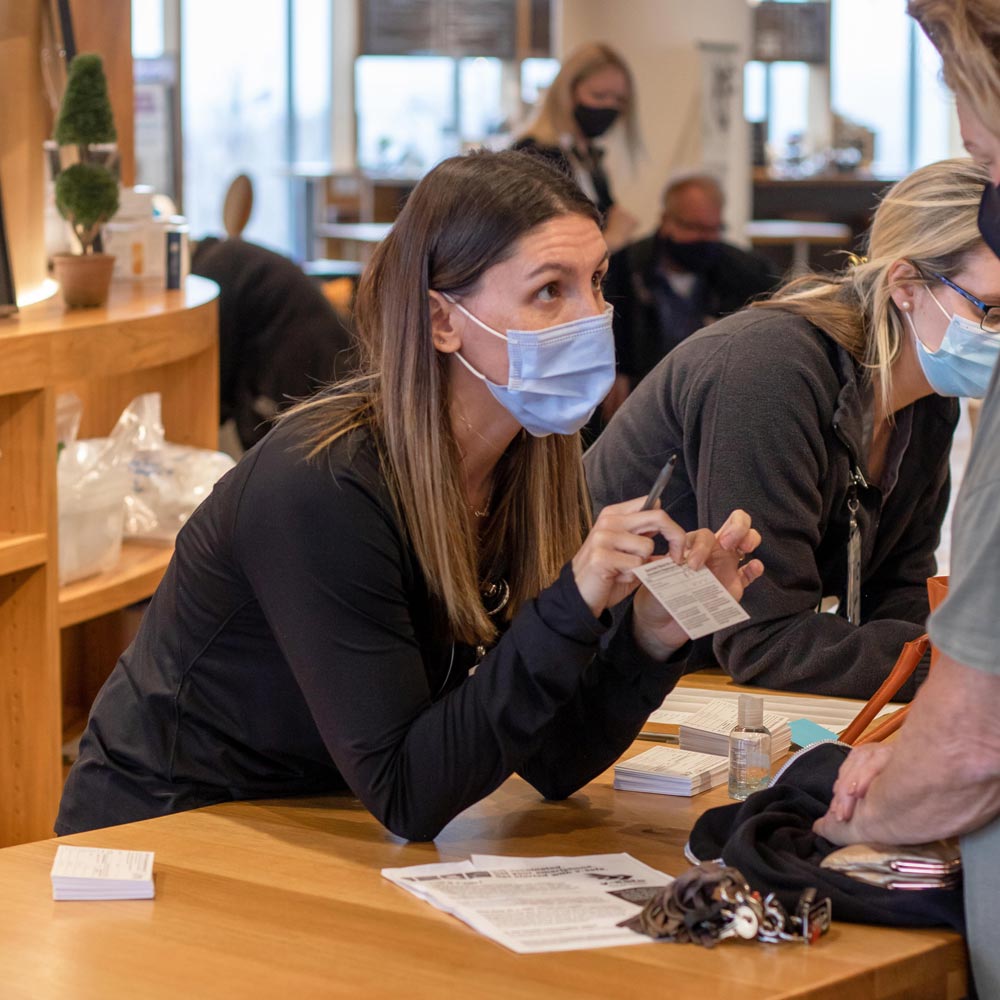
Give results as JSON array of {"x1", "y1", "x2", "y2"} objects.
[{"x1": 632, "y1": 558, "x2": 749, "y2": 640}]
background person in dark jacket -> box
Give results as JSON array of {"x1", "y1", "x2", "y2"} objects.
[
  {"x1": 587, "y1": 157, "x2": 999, "y2": 699},
  {"x1": 192, "y1": 237, "x2": 357, "y2": 451},
  {"x1": 605, "y1": 174, "x2": 779, "y2": 404}
]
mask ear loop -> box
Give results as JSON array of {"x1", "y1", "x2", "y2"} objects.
[
  {"x1": 904, "y1": 308, "x2": 935, "y2": 355},
  {"x1": 440, "y1": 293, "x2": 509, "y2": 342},
  {"x1": 926, "y1": 286, "x2": 953, "y2": 322},
  {"x1": 438, "y1": 292, "x2": 511, "y2": 386}
]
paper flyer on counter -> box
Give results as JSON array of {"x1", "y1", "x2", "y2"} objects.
[{"x1": 382, "y1": 853, "x2": 673, "y2": 953}]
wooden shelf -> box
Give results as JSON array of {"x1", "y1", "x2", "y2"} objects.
[
  {"x1": 0, "y1": 275, "x2": 219, "y2": 845},
  {"x1": 0, "y1": 533, "x2": 47, "y2": 576},
  {"x1": 58, "y1": 541, "x2": 173, "y2": 628}
]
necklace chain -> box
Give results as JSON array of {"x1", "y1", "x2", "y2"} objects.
[{"x1": 471, "y1": 481, "x2": 494, "y2": 518}]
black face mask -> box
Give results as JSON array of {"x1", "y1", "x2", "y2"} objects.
[
  {"x1": 573, "y1": 103, "x2": 619, "y2": 139},
  {"x1": 656, "y1": 236, "x2": 724, "y2": 274},
  {"x1": 979, "y1": 182, "x2": 1000, "y2": 260}
]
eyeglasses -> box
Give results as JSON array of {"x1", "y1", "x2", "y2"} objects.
[{"x1": 931, "y1": 272, "x2": 1000, "y2": 335}]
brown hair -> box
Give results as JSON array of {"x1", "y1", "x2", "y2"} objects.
[
  {"x1": 909, "y1": 0, "x2": 1000, "y2": 131},
  {"x1": 519, "y1": 42, "x2": 641, "y2": 160},
  {"x1": 753, "y1": 158, "x2": 990, "y2": 413},
  {"x1": 286, "y1": 150, "x2": 600, "y2": 645}
]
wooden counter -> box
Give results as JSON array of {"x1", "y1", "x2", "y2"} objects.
[
  {"x1": 0, "y1": 755, "x2": 967, "y2": 999},
  {"x1": 0, "y1": 276, "x2": 218, "y2": 846}
]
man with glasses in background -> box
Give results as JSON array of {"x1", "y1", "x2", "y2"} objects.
[{"x1": 603, "y1": 173, "x2": 777, "y2": 416}]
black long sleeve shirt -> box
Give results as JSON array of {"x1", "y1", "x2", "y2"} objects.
[{"x1": 57, "y1": 417, "x2": 685, "y2": 840}]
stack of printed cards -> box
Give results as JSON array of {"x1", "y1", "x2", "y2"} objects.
[
  {"x1": 678, "y1": 702, "x2": 791, "y2": 761},
  {"x1": 50, "y1": 845, "x2": 155, "y2": 901},
  {"x1": 613, "y1": 746, "x2": 729, "y2": 796}
]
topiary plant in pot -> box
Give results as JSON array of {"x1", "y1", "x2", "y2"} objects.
[{"x1": 51, "y1": 53, "x2": 120, "y2": 307}]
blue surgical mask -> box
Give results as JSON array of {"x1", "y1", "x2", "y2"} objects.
[
  {"x1": 443, "y1": 296, "x2": 617, "y2": 437},
  {"x1": 907, "y1": 288, "x2": 1000, "y2": 398}
]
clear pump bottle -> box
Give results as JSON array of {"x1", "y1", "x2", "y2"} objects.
[{"x1": 728, "y1": 694, "x2": 772, "y2": 800}]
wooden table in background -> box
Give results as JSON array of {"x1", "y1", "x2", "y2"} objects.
[
  {"x1": 0, "y1": 744, "x2": 966, "y2": 999},
  {"x1": 744, "y1": 220, "x2": 853, "y2": 274}
]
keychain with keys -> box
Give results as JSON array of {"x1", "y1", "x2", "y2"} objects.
[{"x1": 620, "y1": 862, "x2": 832, "y2": 948}]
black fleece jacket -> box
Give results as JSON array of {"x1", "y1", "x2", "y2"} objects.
[{"x1": 585, "y1": 308, "x2": 959, "y2": 699}]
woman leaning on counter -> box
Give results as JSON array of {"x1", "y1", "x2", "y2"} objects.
[
  {"x1": 587, "y1": 158, "x2": 1000, "y2": 700},
  {"x1": 57, "y1": 150, "x2": 762, "y2": 841}
]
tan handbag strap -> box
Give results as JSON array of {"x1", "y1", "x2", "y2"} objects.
[{"x1": 841, "y1": 635, "x2": 928, "y2": 745}]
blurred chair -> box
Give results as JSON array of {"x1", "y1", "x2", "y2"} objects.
[{"x1": 222, "y1": 173, "x2": 254, "y2": 239}]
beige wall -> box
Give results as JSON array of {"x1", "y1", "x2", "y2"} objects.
[{"x1": 555, "y1": 0, "x2": 752, "y2": 243}]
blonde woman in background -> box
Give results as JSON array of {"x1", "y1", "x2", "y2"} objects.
[
  {"x1": 514, "y1": 43, "x2": 645, "y2": 428},
  {"x1": 587, "y1": 158, "x2": 1000, "y2": 700},
  {"x1": 514, "y1": 42, "x2": 641, "y2": 254},
  {"x1": 814, "y1": 6, "x2": 1000, "y2": 996}
]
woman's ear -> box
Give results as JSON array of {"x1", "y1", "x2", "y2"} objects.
[
  {"x1": 427, "y1": 290, "x2": 463, "y2": 354},
  {"x1": 887, "y1": 259, "x2": 922, "y2": 314}
]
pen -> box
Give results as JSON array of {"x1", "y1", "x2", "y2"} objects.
[
  {"x1": 637, "y1": 730, "x2": 680, "y2": 745},
  {"x1": 641, "y1": 453, "x2": 678, "y2": 511}
]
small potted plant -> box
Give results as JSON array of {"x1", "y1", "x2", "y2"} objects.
[{"x1": 51, "y1": 53, "x2": 120, "y2": 307}]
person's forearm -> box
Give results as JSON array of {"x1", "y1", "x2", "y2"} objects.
[
  {"x1": 846, "y1": 746, "x2": 1000, "y2": 844},
  {"x1": 521, "y1": 606, "x2": 688, "y2": 799},
  {"x1": 716, "y1": 608, "x2": 928, "y2": 699},
  {"x1": 823, "y1": 656, "x2": 1000, "y2": 844}
]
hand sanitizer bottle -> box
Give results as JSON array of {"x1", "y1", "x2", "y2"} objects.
[{"x1": 728, "y1": 694, "x2": 771, "y2": 800}]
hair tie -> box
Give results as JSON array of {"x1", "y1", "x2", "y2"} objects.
[{"x1": 846, "y1": 253, "x2": 868, "y2": 268}]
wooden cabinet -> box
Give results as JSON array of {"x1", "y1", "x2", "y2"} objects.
[{"x1": 0, "y1": 276, "x2": 218, "y2": 846}]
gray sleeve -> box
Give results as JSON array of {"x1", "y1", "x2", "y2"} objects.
[
  {"x1": 929, "y1": 384, "x2": 1000, "y2": 674},
  {"x1": 592, "y1": 318, "x2": 928, "y2": 698},
  {"x1": 691, "y1": 332, "x2": 929, "y2": 697}
]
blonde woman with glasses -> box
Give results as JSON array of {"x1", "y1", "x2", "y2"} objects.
[
  {"x1": 57, "y1": 150, "x2": 762, "y2": 841},
  {"x1": 587, "y1": 157, "x2": 1000, "y2": 700}
]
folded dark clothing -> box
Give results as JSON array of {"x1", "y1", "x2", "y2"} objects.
[{"x1": 686, "y1": 741, "x2": 965, "y2": 932}]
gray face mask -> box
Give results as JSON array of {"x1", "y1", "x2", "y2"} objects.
[{"x1": 443, "y1": 296, "x2": 617, "y2": 437}]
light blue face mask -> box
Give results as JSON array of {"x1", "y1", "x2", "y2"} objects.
[
  {"x1": 907, "y1": 288, "x2": 1000, "y2": 399},
  {"x1": 443, "y1": 296, "x2": 617, "y2": 437}
]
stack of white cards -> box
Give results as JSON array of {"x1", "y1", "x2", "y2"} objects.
[
  {"x1": 50, "y1": 845, "x2": 155, "y2": 901},
  {"x1": 678, "y1": 702, "x2": 791, "y2": 761},
  {"x1": 613, "y1": 746, "x2": 729, "y2": 796}
]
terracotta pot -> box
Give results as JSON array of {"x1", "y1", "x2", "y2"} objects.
[{"x1": 53, "y1": 253, "x2": 116, "y2": 308}]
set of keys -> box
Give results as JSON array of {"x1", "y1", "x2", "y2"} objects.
[
  {"x1": 718, "y1": 881, "x2": 832, "y2": 945},
  {"x1": 620, "y1": 862, "x2": 832, "y2": 947}
]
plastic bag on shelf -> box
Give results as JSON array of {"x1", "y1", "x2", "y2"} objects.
[
  {"x1": 56, "y1": 393, "x2": 236, "y2": 584},
  {"x1": 112, "y1": 393, "x2": 235, "y2": 545},
  {"x1": 56, "y1": 396, "x2": 131, "y2": 585}
]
